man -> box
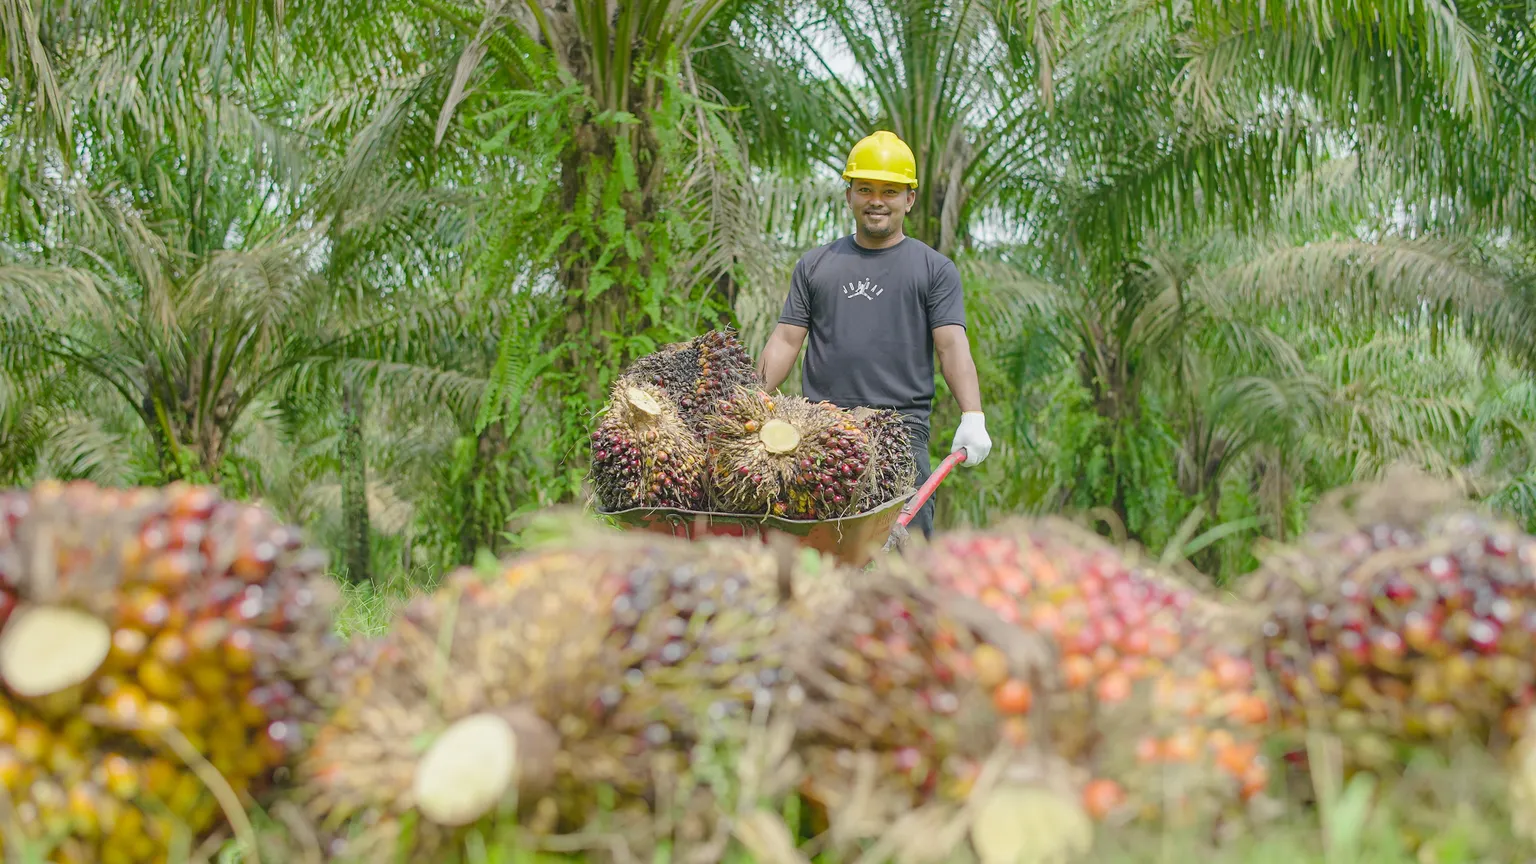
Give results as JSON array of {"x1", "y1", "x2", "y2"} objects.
[{"x1": 756, "y1": 130, "x2": 991, "y2": 539}]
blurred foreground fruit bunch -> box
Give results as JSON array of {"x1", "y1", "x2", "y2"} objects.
[
  {"x1": 1244, "y1": 470, "x2": 1536, "y2": 774},
  {"x1": 0, "y1": 480, "x2": 339, "y2": 864},
  {"x1": 295, "y1": 534, "x2": 829, "y2": 860},
  {"x1": 293, "y1": 528, "x2": 1075, "y2": 862},
  {"x1": 897, "y1": 517, "x2": 1278, "y2": 833}
]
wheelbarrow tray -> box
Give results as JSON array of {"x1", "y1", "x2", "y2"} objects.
[{"x1": 596, "y1": 491, "x2": 916, "y2": 569}]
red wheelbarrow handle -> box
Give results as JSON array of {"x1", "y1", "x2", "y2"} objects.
[{"x1": 896, "y1": 450, "x2": 967, "y2": 528}]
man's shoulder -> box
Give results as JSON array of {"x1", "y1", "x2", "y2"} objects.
[
  {"x1": 796, "y1": 235, "x2": 955, "y2": 264},
  {"x1": 792, "y1": 236, "x2": 859, "y2": 288},
  {"x1": 794, "y1": 235, "x2": 853, "y2": 267},
  {"x1": 896, "y1": 236, "x2": 956, "y2": 269}
]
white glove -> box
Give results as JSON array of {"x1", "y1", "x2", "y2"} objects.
[{"x1": 950, "y1": 412, "x2": 991, "y2": 467}]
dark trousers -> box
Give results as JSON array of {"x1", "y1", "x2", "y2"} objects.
[{"x1": 904, "y1": 421, "x2": 935, "y2": 539}]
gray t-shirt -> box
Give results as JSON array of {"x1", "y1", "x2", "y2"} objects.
[{"x1": 778, "y1": 235, "x2": 966, "y2": 438}]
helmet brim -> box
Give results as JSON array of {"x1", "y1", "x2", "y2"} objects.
[{"x1": 842, "y1": 169, "x2": 919, "y2": 189}]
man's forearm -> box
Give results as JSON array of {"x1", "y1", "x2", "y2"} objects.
[
  {"x1": 758, "y1": 326, "x2": 805, "y2": 391},
  {"x1": 937, "y1": 341, "x2": 983, "y2": 413},
  {"x1": 759, "y1": 346, "x2": 794, "y2": 392}
]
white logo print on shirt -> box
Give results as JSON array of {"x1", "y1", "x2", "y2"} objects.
[{"x1": 842, "y1": 279, "x2": 884, "y2": 300}]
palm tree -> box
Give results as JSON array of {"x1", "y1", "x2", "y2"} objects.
[
  {"x1": 0, "y1": 3, "x2": 476, "y2": 488},
  {"x1": 414, "y1": 0, "x2": 752, "y2": 355},
  {"x1": 950, "y1": 139, "x2": 1536, "y2": 577},
  {"x1": 695, "y1": 0, "x2": 1050, "y2": 257},
  {"x1": 703, "y1": 0, "x2": 1532, "y2": 290}
]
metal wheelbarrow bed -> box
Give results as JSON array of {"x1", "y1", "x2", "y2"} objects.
[{"x1": 596, "y1": 451, "x2": 966, "y2": 569}]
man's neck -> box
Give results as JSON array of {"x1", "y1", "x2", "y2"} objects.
[{"x1": 853, "y1": 229, "x2": 906, "y2": 250}]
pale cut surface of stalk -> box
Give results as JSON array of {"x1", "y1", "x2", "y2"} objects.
[{"x1": 0, "y1": 603, "x2": 112, "y2": 697}]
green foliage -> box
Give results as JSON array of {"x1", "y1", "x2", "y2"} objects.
[{"x1": 0, "y1": 0, "x2": 1533, "y2": 595}]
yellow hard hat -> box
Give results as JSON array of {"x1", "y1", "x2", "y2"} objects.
[{"x1": 842, "y1": 130, "x2": 918, "y2": 188}]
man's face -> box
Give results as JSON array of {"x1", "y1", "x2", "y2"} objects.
[{"x1": 846, "y1": 179, "x2": 916, "y2": 239}]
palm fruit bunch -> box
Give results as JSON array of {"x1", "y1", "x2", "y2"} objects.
[
  {"x1": 1242, "y1": 469, "x2": 1536, "y2": 774},
  {"x1": 706, "y1": 387, "x2": 874, "y2": 519},
  {"x1": 589, "y1": 381, "x2": 708, "y2": 511},
  {"x1": 294, "y1": 526, "x2": 1077, "y2": 862},
  {"x1": 767, "y1": 574, "x2": 1112, "y2": 864},
  {"x1": 689, "y1": 329, "x2": 761, "y2": 420},
  {"x1": 617, "y1": 329, "x2": 760, "y2": 429},
  {"x1": 892, "y1": 516, "x2": 1278, "y2": 834},
  {"x1": 0, "y1": 708, "x2": 227, "y2": 864},
  {"x1": 782, "y1": 573, "x2": 1065, "y2": 803},
  {"x1": 0, "y1": 479, "x2": 339, "y2": 863},
  {"x1": 293, "y1": 530, "x2": 841, "y2": 860},
  {"x1": 1509, "y1": 713, "x2": 1536, "y2": 846},
  {"x1": 618, "y1": 341, "x2": 701, "y2": 407},
  {"x1": 849, "y1": 406, "x2": 918, "y2": 503}
]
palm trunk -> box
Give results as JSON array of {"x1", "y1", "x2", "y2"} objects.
[
  {"x1": 141, "y1": 392, "x2": 182, "y2": 480},
  {"x1": 551, "y1": 110, "x2": 669, "y2": 470},
  {"x1": 340, "y1": 378, "x2": 373, "y2": 584},
  {"x1": 1252, "y1": 448, "x2": 1291, "y2": 541},
  {"x1": 1079, "y1": 334, "x2": 1142, "y2": 538},
  {"x1": 455, "y1": 419, "x2": 510, "y2": 565},
  {"x1": 1192, "y1": 487, "x2": 1223, "y2": 576},
  {"x1": 557, "y1": 116, "x2": 666, "y2": 307}
]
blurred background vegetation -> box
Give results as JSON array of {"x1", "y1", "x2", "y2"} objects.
[{"x1": 1, "y1": 0, "x2": 1532, "y2": 590}]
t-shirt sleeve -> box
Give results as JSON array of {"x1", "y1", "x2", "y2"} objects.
[
  {"x1": 779, "y1": 258, "x2": 813, "y2": 328},
  {"x1": 927, "y1": 256, "x2": 966, "y2": 329}
]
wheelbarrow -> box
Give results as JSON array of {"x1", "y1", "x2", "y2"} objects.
[{"x1": 596, "y1": 451, "x2": 967, "y2": 568}]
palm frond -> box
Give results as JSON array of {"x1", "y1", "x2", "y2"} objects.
[
  {"x1": 35, "y1": 410, "x2": 149, "y2": 486},
  {"x1": 0, "y1": 263, "x2": 111, "y2": 326},
  {"x1": 1217, "y1": 236, "x2": 1527, "y2": 338},
  {"x1": 1186, "y1": 0, "x2": 1498, "y2": 124},
  {"x1": 182, "y1": 229, "x2": 320, "y2": 341},
  {"x1": 0, "y1": 0, "x2": 70, "y2": 143}
]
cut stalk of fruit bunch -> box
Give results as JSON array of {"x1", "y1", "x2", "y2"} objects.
[
  {"x1": 625, "y1": 386, "x2": 662, "y2": 417},
  {"x1": 412, "y1": 712, "x2": 521, "y2": 827},
  {"x1": 969, "y1": 782, "x2": 1094, "y2": 864},
  {"x1": 758, "y1": 419, "x2": 801, "y2": 454},
  {"x1": 0, "y1": 604, "x2": 112, "y2": 699}
]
